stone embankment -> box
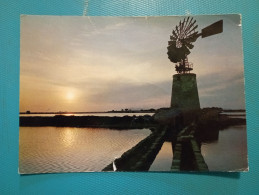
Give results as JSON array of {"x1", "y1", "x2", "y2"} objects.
[
  {"x1": 171, "y1": 124, "x2": 208, "y2": 171},
  {"x1": 102, "y1": 126, "x2": 168, "y2": 171}
]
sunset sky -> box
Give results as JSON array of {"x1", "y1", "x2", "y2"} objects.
[{"x1": 20, "y1": 15, "x2": 245, "y2": 112}]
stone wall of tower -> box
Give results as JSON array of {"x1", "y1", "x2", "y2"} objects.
[{"x1": 171, "y1": 73, "x2": 200, "y2": 110}]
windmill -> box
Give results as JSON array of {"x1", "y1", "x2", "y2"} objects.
[{"x1": 167, "y1": 17, "x2": 223, "y2": 74}]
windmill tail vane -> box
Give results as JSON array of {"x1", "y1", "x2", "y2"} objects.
[{"x1": 167, "y1": 17, "x2": 223, "y2": 74}]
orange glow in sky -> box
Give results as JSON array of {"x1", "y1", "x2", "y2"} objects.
[
  {"x1": 20, "y1": 15, "x2": 245, "y2": 112},
  {"x1": 66, "y1": 91, "x2": 75, "y2": 101}
]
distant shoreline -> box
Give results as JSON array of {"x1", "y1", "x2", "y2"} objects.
[
  {"x1": 19, "y1": 109, "x2": 246, "y2": 115},
  {"x1": 19, "y1": 111, "x2": 156, "y2": 115},
  {"x1": 19, "y1": 115, "x2": 157, "y2": 129},
  {"x1": 19, "y1": 112, "x2": 246, "y2": 130}
]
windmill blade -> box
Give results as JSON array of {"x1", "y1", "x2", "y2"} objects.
[
  {"x1": 172, "y1": 31, "x2": 178, "y2": 39},
  {"x1": 185, "y1": 42, "x2": 194, "y2": 49},
  {"x1": 184, "y1": 19, "x2": 196, "y2": 36},
  {"x1": 201, "y1": 20, "x2": 223, "y2": 38},
  {"x1": 179, "y1": 21, "x2": 183, "y2": 37},
  {"x1": 183, "y1": 23, "x2": 197, "y2": 39},
  {"x1": 175, "y1": 25, "x2": 180, "y2": 36},
  {"x1": 183, "y1": 18, "x2": 189, "y2": 35},
  {"x1": 185, "y1": 32, "x2": 200, "y2": 42},
  {"x1": 189, "y1": 24, "x2": 198, "y2": 34},
  {"x1": 182, "y1": 17, "x2": 186, "y2": 26},
  {"x1": 185, "y1": 17, "x2": 193, "y2": 32},
  {"x1": 183, "y1": 17, "x2": 190, "y2": 32},
  {"x1": 187, "y1": 19, "x2": 196, "y2": 31},
  {"x1": 180, "y1": 19, "x2": 186, "y2": 37},
  {"x1": 178, "y1": 21, "x2": 181, "y2": 33},
  {"x1": 170, "y1": 35, "x2": 177, "y2": 41},
  {"x1": 185, "y1": 25, "x2": 198, "y2": 38},
  {"x1": 181, "y1": 19, "x2": 188, "y2": 38}
]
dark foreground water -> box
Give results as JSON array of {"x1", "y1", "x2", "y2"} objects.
[{"x1": 19, "y1": 125, "x2": 247, "y2": 173}]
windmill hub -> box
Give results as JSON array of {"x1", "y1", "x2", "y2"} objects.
[{"x1": 176, "y1": 39, "x2": 182, "y2": 48}]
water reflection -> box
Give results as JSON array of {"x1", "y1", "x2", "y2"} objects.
[
  {"x1": 149, "y1": 142, "x2": 173, "y2": 171},
  {"x1": 19, "y1": 127, "x2": 151, "y2": 174},
  {"x1": 61, "y1": 128, "x2": 76, "y2": 147},
  {"x1": 201, "y1": 125, "x2": 247, "y2": 171},
  {"x1": 19, "y1": 120, "x2": 247, "y2": 173}
]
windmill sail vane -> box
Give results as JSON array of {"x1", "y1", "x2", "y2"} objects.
[{"x1": 201, "y1": 20, "x2": 223, "y2": 38}]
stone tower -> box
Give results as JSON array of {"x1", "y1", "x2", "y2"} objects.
[{"x1": 171, "y1": 73, "x2": 200, "y2": 110}]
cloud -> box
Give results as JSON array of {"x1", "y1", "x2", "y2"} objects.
[
  {"x1": 198, "y1": 71, "x2": 245, "y2": 109},
  {"x1": 87, "y1": 80, "x2": 171, "y2": 110},
  {"x1": 20, "y1": 15, "x2": 245, "y2": 112}
]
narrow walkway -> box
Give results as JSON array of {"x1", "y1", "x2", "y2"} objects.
[
  {"x1": 171, "y1": 124, "x2": 208, "y2": 171},
  {"x1": 102, "y1": 126, "x2": 168, "y2": 171}
]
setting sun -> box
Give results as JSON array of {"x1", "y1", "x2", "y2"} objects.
[{"x1": 66, "y1": 92, "x2": 75, "y2": 100}]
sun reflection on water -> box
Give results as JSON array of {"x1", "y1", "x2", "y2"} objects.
[
  {"x1": 61, "y1": 128, "x2": 76, "y2": 147},
  {"x1": 19, "y1": 127, "x2": 151, "y2": 173}
]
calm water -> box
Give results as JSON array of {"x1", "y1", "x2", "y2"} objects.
[
  {"x1": 19, "y1": 113, "x2": 154, "y2": 117},
  {"x1": 149, "y1": 142, "x2": 173, "y2": 171},
  {"x1": 19, "y1": 127, "x2": 151, "y2": 174},
  {"x1": 201, "y1": 125, "x2": 248, "y2": 171},
  {"x1": 220, "y1": 112, "x2": 246, "y2": 119},
  {"x1": 19, "y1": 117, "x2": 247, "y2": 173},
  {"x1": 220, "y1": 112, "x2": 246, "y2": 115}
]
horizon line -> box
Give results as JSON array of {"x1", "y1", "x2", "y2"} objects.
[{"x1": 19, "y1": 107, "x2": 246, "y2": 114}]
